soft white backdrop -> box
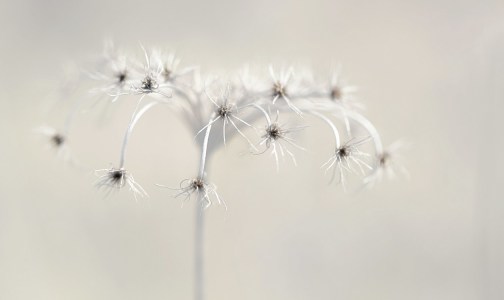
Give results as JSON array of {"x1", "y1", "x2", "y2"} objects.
[{"x1": 1, "y1": 0, "x2": 503, "y2": 299}]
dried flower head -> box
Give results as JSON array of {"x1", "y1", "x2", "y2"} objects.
[
  {"x1": 87, "y1": 51, "x2": 133, "y2": 102},
  {"x1": 106, "y1": 46, "x2": 173, "y2": 100},
  {"x1": 322, "y1": 136, "x2": 373, "y2": 187},
  {"x1": 140, "y1": 74, "x2": 158, "y2": 91},
  {"x1": 129, "y1": 65, "x2": 172, "y2": 98},
  {"x1": 95, "y1": 167, "x2": 147, "y2": 201},
  {"x1": 160, "y1": 177, "x2": 225, "y2": 209},
  {"x1": 152, "y1": 51, "x2": 195, "y2": 84},
  {"x1": 363, "y1": 141, "x2": 409, "y2": 187},
  {"x1": 35, "y1": 125, "x2": 71, "y2": 161},
  {"x1": 256, "y1": 110, "x2": 306, "y2": 171},
  {"x1": 327, "y1": 66, "x2": 362, "y2": 111},
  {"x1": 267, "y1": 66, "x2": 302, "y2": 115},
  {"x1": 51, "y1": 134, "x2": 65, "y2": 147},
  {"x1": 196, "y1": 84, "x2": 256, "y2": 148}
]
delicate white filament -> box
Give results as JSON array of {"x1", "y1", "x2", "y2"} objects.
[
  {"x1": 198, "y1": 113, "x2": 215, "y2": 179},
  {"x1": 310, "y1": 111, "x2": 341, "y2": 148},
  {"x1": 245, "y1": 103, "x2": 271, "y2": 125},
  {"x1": 119, "y1": 96, "x2": 157, "y2": 168},
  {"x1": 345, "y1": 110, "x2": 383, "y2": 155}
]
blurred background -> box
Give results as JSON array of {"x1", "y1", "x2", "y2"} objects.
[{"x1": 1, "y1": 0, "x2": 504, "y2": 299}]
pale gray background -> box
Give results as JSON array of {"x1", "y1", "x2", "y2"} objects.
[{"x1": 1, "y1": 0, "x2": 504, "y2": 299}]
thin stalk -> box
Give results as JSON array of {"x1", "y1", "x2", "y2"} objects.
[
  {"x1": 118, "y1": 95, "x2": 156, "y2": 168},
  {"x1": 198, "y1": 113, "x2": 215, "y2": 179},
  {"x1": 243, "y1": 103, "x2": 271, "y2": 125},
  {"x1": 194, "y1": 113, "x2": 215, "y2": 300},
  {"x1": 194, "y1": 194, "x2": 205, "y2": 300},
  {"x1": 345, "y1": 110, "x2": 383, "y2": 155},
  {"x1": 310, "y1": 111, "x2": 341, "y2": 148}
]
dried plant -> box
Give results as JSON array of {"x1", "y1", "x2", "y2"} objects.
[{"x1": 39, "y1": 42, "x2": 405, "y2": 300}]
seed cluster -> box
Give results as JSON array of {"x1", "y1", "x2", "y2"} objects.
[{"x1": 39, "y1": 43, "x2": 404, "y2": 203}]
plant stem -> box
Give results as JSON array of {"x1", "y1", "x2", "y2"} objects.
[
  {"x1": 194, "y1": 114, "x2": 215, "y2": 300},
  {"x1": 118, "y1": 96, "x2": 153, "y2": 168},
  {"x1": 194, "y1": 198, "x2": 205, "y2": 300}
]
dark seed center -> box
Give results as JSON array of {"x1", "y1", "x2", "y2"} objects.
[
  {"x1": 331, "y1": 86, "x2": 342, "y2": 100},
  {"x1": 111, "y1": 170, "x2": 124, "y2": 181},
  {"x1": 162, "y1": 67, "x2": 172, "y2": 81},
  {"x1": 217, "y1": 105, "x2": 231, "y2": 117},
  {"x1": 141, "y1": 76, "x2": 157, "y2": 90},
  {"x1": 267, "y1": 124, "x2": 281, "y2": 139},
  {"x1": 272, "y1": 82, "x2": 286, "y2": 98},
  {"x1": 192, "y1": 178, "x2": 205, "y2": 190},
  {"x1": 379, "y1": 152, "x2": 389, "y2": 166},
  {"x1": 51, "y1": 134, "x2": 64, "y2": 146},
  {"x1": 338, "y1": 147, "x2": 349, "y2": 157},
  {"x1": 117, "y1": 72, "x2": 127, "y2": 83}
]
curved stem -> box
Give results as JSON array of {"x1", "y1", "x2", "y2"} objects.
[
  {"x1": 345, "y1": 110, "x2": 383, "y2": 155},
  {"x1": 198, "y1": 113, "x2": 215, "y2": 179},
  {"x1": 118, "y1": 95, "x2": 157, "y2": 168},
  {"x1": 243, "y1": 103, "x2": 271, "y2": 125},
  {"x1": 310, "y1": 111, "x2": 341, "y2": 148}
]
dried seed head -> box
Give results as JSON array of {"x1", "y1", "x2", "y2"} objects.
[
  {"x1": 190, "y1": 177, "x2": 206, "y2": 191},
  {"x1": 160, "y1": 177, "x2": 225, "y2": 209},
  {"x1": 334, "y1": 137, "x2": 371, "y2": 164},
  {"x1": 336, "y1": 145, "x2": 350, "y2": 158},
  {"x1": 117, "y1": 71, "x2": 127, "y2": 84},
  {"x1": 162, "y1": 66, "x2": 173, "y2": 82},
  {"x1": 99, "y1": 168, "x2": 126, "y2": 188},
  {"x1": 330, "y1": 86, "x2": 342, "y2": 101},
  {"x1": 322, "y1": 137, "x2": 373, "y2": 187},
  {"x1": 265, "y1": 123, "x2": 283, "y2": 140},
  {"x1": 35, "y1": 126, "x2": 73, "y2": 162},
  {"x1": 217, "y1": 104, "x2": 233, "y2": 118},
  {"x1": 154, "y1": 51, "x2": 188, "y2": 83},
  {"x1": 111, "y1": 169, "x2": 124, "y2": 182},
  {"x1": 379, "y1": 151, "x2": 390, "y2": 167},
  {"x1": 95, "y1": 167, "x2": 147, "y2": 200},
  {"x1": 272, "y1": 82, "x2": 287, "y2": 99},
  {"x1": 195, "y1": 83, "x2": 256, "y2": 148},
  {"x1": 86, "y1": 53, "x2": 131, "y2": 101},
  {"x1": 51, "y1": 134, "x2": 65, "y2": 147},
  {"x1": 256, "y1": 114, "x2": 306, "y2": 171},
  {"x1": 324, "y1": 66, "x2": 363, "y2": 111},
  {"x1": 141, "y1": 75, "x2": 158, "y2": 91},
  {"x1": 267, "y1": 66, "x2": 302, "y2": 114},
  {"x1": 363, "y1": 141, "x2": 409, "y2": 188}
]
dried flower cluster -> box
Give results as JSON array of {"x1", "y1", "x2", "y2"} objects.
[{"x1": 39, "y1": 42, "x2": 406, "y2": 206}]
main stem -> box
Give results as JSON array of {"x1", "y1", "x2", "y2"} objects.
[
  {"x1": 194, "y1": 115, "x2": 215, "y2": 300},
  {"x1": 195, "y1": 196, "x2": 205, "y2": 300}
]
